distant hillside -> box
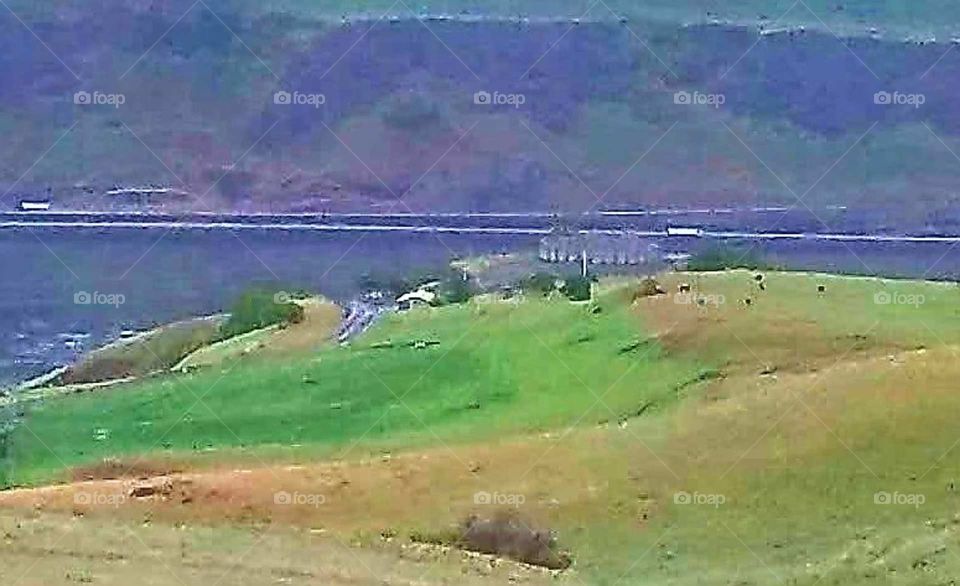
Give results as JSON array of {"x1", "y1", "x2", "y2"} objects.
[{"x1": 2, "y1": 1, "x2": 960, "y2": 224}]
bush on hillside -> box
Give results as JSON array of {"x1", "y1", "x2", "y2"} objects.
[
  {"x1": 0, "y1": 422, "x2": 11, "y2": 489},
  {"x1": 563, "y1": 276, "x2": 593, "y2": 301},
  {"x1": 458, "y1": 512, "x2": 572, "y2": 570},
  {"x1": 359, "y1": 268, "x2": 446, "y2": 296},
  {"x1": 687, "y1": 244, "x2": 777, "y2": 272},
  {"x1": 221, "y1": 288, "x2": 305, "y2": 339},
  {"x1": 521, "y1": 272, "x2": 559, "y2": 296},
  {"x1": 61, "y1": 318, "x2": 223, "y2": 385},
  {"x1": 362, "y1": 267, "x2": 480, "y2": 305},
  {"x1": 634, "y1": 277, "x2": 665, "y2": 299},
  {"x1": 380, "y1": 94, "x2": 449, "y2": 135},
  {"x1": 438, "y1": 274, "x2": 479, "y2": 305}
]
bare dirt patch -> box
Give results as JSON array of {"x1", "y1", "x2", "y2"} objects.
[{"x1": 0, "y1": 432, "x2": 665, "y2": 550}]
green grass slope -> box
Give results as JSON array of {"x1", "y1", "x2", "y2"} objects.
[{"x1": 3, "y1": 289, "x2": 700, "y2": 486}]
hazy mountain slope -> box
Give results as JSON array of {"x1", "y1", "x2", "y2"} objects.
[{"x1": 1, "y1": 1, "x2": 959, "y2": 221}]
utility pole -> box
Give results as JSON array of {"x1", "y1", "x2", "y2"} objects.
[{"x1": 581, "y1": 249, "x2": 588, "y2": 278}]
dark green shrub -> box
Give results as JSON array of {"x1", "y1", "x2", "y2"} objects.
[
  {"x1": 563, "y1": 276, "x2": 593, "y2": 301},
  {"x1": 635, "y1": 277, "x2": 665, "y2": 299},
  {"x1": 0, "y1": 414, "x2": 13, "y2": 489},
  {"x1": 459, "y1": 512, "x2": 572, "y2": 570},
  {"x1": 521, "y1": 272, "x2": 559, "y2": 296},
  {"x1": 380, "y1": 94, "x2": 448, "y2": 135},
  {"x1": 358, "y1": 269, "x2": 442, "y2": 296},
  {"x1": 221, "y1": 288, "x2": 305, "y2": 339},
  {"x1": 688, "y1": 244, "x2": 777, "y2": 272},
  {"x1": 439, "y1": 275, "x2": 478, "y2": 305}
]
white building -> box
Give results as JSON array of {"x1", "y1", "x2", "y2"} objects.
[
  {"x1": 666, "y1": 227, "x2": 704, "y2": 237},
  {"x1": 397, "y1": 289, "x2": 437, "y2": 310},
  {"x1": 19, "y1": 200, "x2": 51, "y2": 211}
]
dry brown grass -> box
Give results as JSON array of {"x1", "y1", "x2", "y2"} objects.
[
  {"x1": 0, "y1": 508, "x2": 557, "y2": 586},
  {"x1": 634, "y1": 271, "x2": 913, "y2": 377}
]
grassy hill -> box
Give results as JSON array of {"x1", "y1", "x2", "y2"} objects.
[
  {"x1": 6, "y1": 271, "x2": 960, "y2": 583},
  {"x1": 3, "y1": 289, "x2": 701, "y2": 485}
]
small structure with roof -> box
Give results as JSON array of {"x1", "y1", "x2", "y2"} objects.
[
  {"x1": 396, "y1": 281, "x2": 441, "y2": 310},
  {"x1": 18, "y1": 199, "x2": 51, "y2": 211}
]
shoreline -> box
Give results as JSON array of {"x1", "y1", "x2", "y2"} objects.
[
  {"x1": 7, "y1": 220, "x2": 960, "y2": 243},
  {"x1": 6, "y1": 296, "x2": 384, "y2": 400},
  {"x1": 6, "y1": 314, "x2": 227, "y2": 396},
  {"x1": 6, "y1": 262, "x2": 959, "y2": 395}
]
